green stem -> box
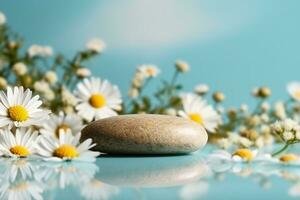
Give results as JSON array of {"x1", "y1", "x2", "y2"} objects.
[{"x1": 272, "y1": 143, "x2": 290, "y2": 157}]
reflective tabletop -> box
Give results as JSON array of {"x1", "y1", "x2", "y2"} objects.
[{"x1": 1, "y1": 145, "x2": 299, "y2": 200}]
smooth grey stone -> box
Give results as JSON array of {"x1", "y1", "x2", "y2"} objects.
[{"x1": 81, "y1": 114, "x2": 207, "y2": 155}]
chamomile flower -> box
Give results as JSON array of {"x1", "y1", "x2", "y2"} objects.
[
  {"x1": 208, "y1": 149, "x2": 271, "y2": 163},
  {"x1": 178, "y1": 93, "x2": 221, "y2": 132},
  {"x1": 138, "y1": 64, "x2": 160, "y2": 78},
  {"x1": 37, "y1": 130, "x2": 100, "y2": 162},
  {"x1": 0, "y1": 128, "x2": 40, "y2": 158},
  {"x1": 40, "y1": 112, "x2": 83, "y2": 139},
  {"x1": 287, "y1": 82, "x2": 300, "y2": 102},
  {"x1": 74, "y1": 77, "x2": 122, "y2": 122},
  {"x1": 0, "y1": 87, "x2": 50, "y2": 128},
  {"x1": 271, "y1": 153, "x2": 300, "y2": 165}
]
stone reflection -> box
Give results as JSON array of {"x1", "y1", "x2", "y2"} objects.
[{"x1": 96, "y1": 156, "x2": 211, "y2": 187}]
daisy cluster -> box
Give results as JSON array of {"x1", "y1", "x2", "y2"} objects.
[{"x1": 2, "y1": 11, "x2": 300, "y2": 159}]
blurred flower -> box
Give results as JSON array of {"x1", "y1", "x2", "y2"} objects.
[
  {"x1": 44, "y1": 71, "x2": 57, "y2": 85},
  {"x1": 194, "y1": 84, "x2": 209, "y2": 95},
  {"x1": 138, "y1": 64, "x2": 160, "y2": 78},
  {"x1": 76, "y1": 68, "x2": 91, "y2": 78},
  {"x1": 0, "y1": 77, "x2": 7, "y2": 89},
  {"x1": 0, "y1": 12, "x2": 6, "y2": 25},
  {"x1": 271, "y1": 118, "x2": 300, "y2": 142},
  {"x1": 260, "y1": 102, "x2": 270, "y2": 112},
  {"x1": 178, "y1": 93, "x2": 221, "y2": 132},
  {"x1": 240, "y1": 104, "x2": 248, "y2": 113},
  {"x1": 0, "y1": 87, "x2": 50, "y2": 128},
  {"x1": 74, "y1": 77, "x2": 122, "y2": 122},
  {"x1": 27, "y1": 44, "x2": 53, "y2": 57},
  {"x1": 86, "y1": 38, "x2": 106, "y2": 53},
  {"x1": 128, "y1": 88, "x2": 139, "y2": 99},
  {"x1": 12, "y1": 62, "x2": 27, "y2": 76},
  {"x1": 33, "y1": 80, "x2": 55, "y2": 101},
  {"x1": 209, "y1": 149, "x2": 271, "y2": 163},
  {"x1": 164, "y1": 108, "x2": 177, "y2": 116},
  {"x1": 38, "y1": 131, "x2": 100, "y2": 162},
  {"x1": 274, "y1": 101, "x2": 286, "y2": 119},
  {"x1": 0, "y1": 128, "x2": 39, "y2": 158},
  {"x1": 212, "y1": 92, "x2": 225, "y2": 103},
  {"x1": 287, "y1": 82, "x2": 300, "y2": 102},
  {"x1": 61, "y1": 86, "x2": 77, "y2": 107},
  {"x1": 40, "y1": 112, "x2": 83, "y2": 139},
  {"x1": 80, "y1": 179, "x2": 119, "y2": 200},
  {"x1": 175, "y1": 60, "x2": 189, "y2": 73},
  {"x1": 217, "y1": 138, "x2": 231, "y2": 150}
]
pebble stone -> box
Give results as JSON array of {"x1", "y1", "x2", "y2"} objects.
[{"x1": 81, "y1": 114, "x2": 208, "y2": 155}]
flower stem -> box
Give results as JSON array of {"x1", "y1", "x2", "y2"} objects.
[{"x1": 272, "y1": 143, "x2": 290, "y2": 157}]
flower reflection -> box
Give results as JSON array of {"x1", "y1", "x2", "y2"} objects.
[{"x1": 80, "y1": 178, "x2": 119, "y2": 200}]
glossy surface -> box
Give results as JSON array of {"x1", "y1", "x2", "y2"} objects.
[{"x1": 1, "y1": 145, "x2": 299, "y2": 200}]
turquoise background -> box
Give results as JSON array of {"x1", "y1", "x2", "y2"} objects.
[{"x1": 1, "y1": 0, "x2": 300, "y2": 107}]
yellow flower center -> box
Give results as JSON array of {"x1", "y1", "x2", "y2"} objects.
[
  {"x1": 89, "y1": 94, "x2": 106, "y2": 108},
  {"x1": 10, "y1": 145, "x2": 30, "y2": 157},
  {"x1": 280, "y1": 154, "x2": 298, "y2": 163},
  {"x1": 232, "y1": 149, "x2": 253, "y2": 161},
  {"x1": 8, "y1": 105, "x2": 29, "y2": 122},
  {"x1": 146, "y1": 68, "x2": 156, "y2": 76},
  {"x1": 189, "y1": 113, "x2": 204, "y2": 125},
  {"x1": 55, "y1": 123, "x2": 71, "y2": 138},
  {"x1": 294, "y1": 92, "x2": 300, "y2": 100},
  {"x1": 53, "y1": 145, "x2": 79, "y2": 159}
]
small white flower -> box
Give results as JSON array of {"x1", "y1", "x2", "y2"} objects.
[
  {"x1": 0, "y1": 12, "x2": 6, "y2": 25},
  {"x1": 0, "y1": 128, "x2": 40, "y2": 158},
  {"x1": 0, "y1": 87, "x2": 50, "y2": 128},
  {"x1": 296, "y1": 131, "x2": 300, "y2": 140},
  {"x1": 27, "y1": 45, "x2": 53, "y2": 57},
  {"x1": 240, "y1": 104, "x2": 248, "y2": 113},
  {"x1": 287, "y1": 82, "x2": 300, "y2": 102},
  {"x1": 274, "y1": 101, "x2": 286, "y2": 119},
  {"x1": 44, "y1": 71, "x2": 57, "y2": 85},
  {"x1": 194, "y1": 84, "x2": 209, "y2": 95},
  {"x1": 128, "y1": 88, "x2": 139, "y2": 99},
  {"x1": 40, "y1": 112, "x2": 83, "y2": 139},
  {"x1": 0, "y1": 76, "x2": 7, "y2": 89},
  {"x1": 74, "y1": 77, "x2": 122, "y2": 122},
  {"x1": 61, "y1": 87, "x2": 77, "y2": 106},
  {"x1": 138, "y1": 64, "x2": 160, "y2": 78},
  {"x1": 86, "y1": 38, "x2": 105, "y2": 53},
  {"x1": 12, "y1": 62, "x2": 27, "y2": 76},
  {"x1": 175, "y1": 60, "x2": 189, "y2": 73},
  {"x1": 178, "y1": 93, "x2": 221, "y2": 132},
  {"x1": 76, "y1": 68, "x2": 91, "y2": 78},
  {"x1": 217, "y1": 138, "x2": 231, "y2": 149},
  {"x1": 261, "y1": 101, "x2": 270, "y2": 112},
  {"x1": 37, "y1": 130, "x2": 100, "y2": 162},
  {"x1": 34, "y1": 80, "x2": 55, "y2": 101},
  {"x1": 208, "y1": 149, "x2": 271, "y2": 163},
  {"x1": 283, "y1": 131, "x2": 295, "y2": 141}
]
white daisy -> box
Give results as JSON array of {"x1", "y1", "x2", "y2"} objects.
[
  {"x1": 287, "y1": 82, "x2": 300, "y2": 101},
  {"x1": 208, "y1": 149, "x2": 272, "y2": 163},
  {"x1": 138, "y1": 64, "x2": 160, "y2": 78},
  {"x1": 40, "y1": 112, "x2": 83, "y2": 139},
  {"x1": 178, "y1": 93, "x2": 221, "y2": 132},
  {"x1": 37, "y1": 130, "x2": 100, "y2": 162},
  {"x1": 0, "y1": 128, "x2": 40, "y2": 158},
  {"x1": 74, "y1": 77, "x2": 122, "y2": 122},
  {"x1": 0, "y1": 87, "x2": 50, "y2": 128}
]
